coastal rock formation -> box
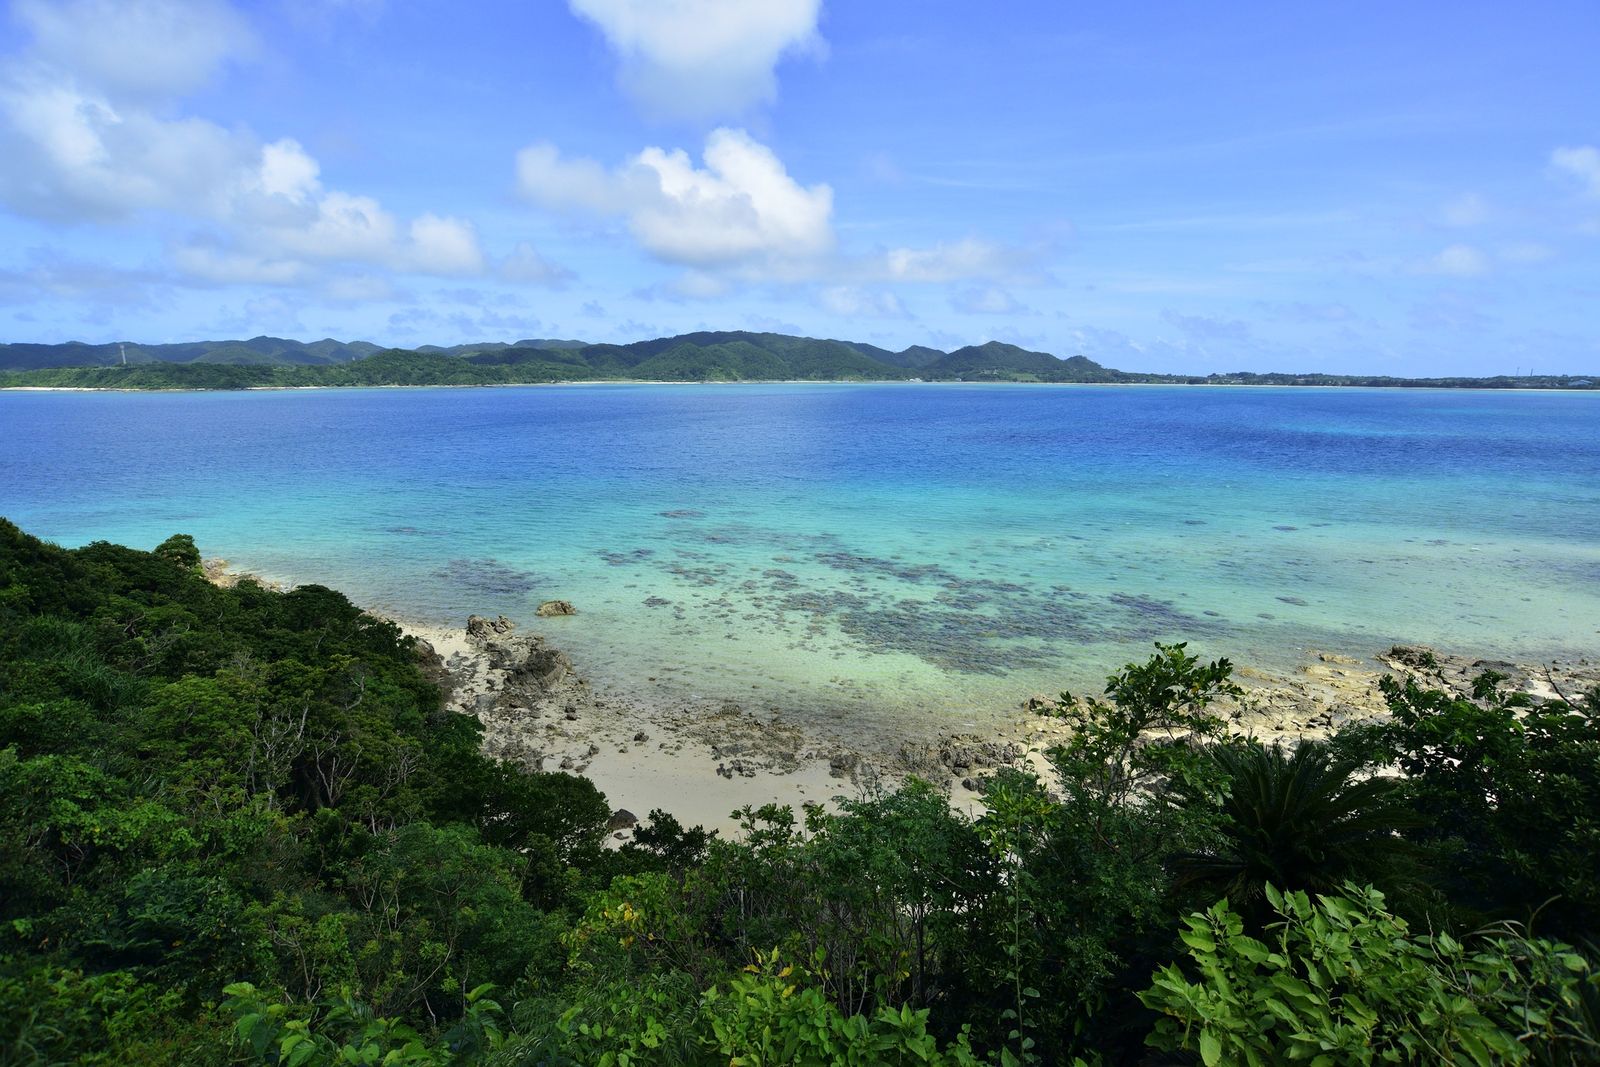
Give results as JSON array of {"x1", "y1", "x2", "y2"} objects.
[
  {"x1": 199, "y1": 557, "x2": 287, "y2": 592},
  {"x1": 536, "y1": 599, "x2": 576, "y2": 617},
  {"x1": 467, "y1": 613, "x2": 517, "y2": 638},
  {"x1": 411, "y1": 597, "x2": 1597, "y2": 838},
  {"x1": 439, "y1": 613, "x2": 597, "y2": 769},
  {"x1": 1378, "y1": 645, "x2": 1599, "y2": 705}
]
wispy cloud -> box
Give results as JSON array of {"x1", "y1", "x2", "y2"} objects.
[
  {"x1": 1418, "y1": 243, "x2": 1490, "y2": 277},
  {"x1": 1551, "y1": 145, "x2": 1600, "y2": 198}
]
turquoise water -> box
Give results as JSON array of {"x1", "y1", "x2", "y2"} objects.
[{"x1": 3, "y1": 384, "x2": 1598, "y2": 722}]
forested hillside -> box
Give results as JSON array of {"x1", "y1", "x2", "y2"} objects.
[
  {"x1": 1, "y1": 521, "x2": 1596, "y2": 1064},
  {"x1": 0, "y1": 331, "x2": 1136, "y2": 385},
  {"x1": 0, "y1": 336, "x2": 384, "y2": 370},
  {"x1": 6, "y1": 331, "x2": 1596, "y2": 388}
]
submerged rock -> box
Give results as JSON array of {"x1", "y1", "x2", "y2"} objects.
[{"x1": 536, "y1": 599, "x2": 577, "y2": 617}]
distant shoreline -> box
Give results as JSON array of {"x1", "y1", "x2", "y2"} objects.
[
  {"x1": 6, "y1": 380, "x2": 1599, "y2": 395},
  {"x1": 3, "y1": 331, "x2": 1593, "y2": 391}
]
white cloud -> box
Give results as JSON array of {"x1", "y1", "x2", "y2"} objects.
[
  {"x1": 13, "y1": 0, "x2": 255, "y2": 100},
  {"x1": 406, "y1": 214, "x2": 486, "y2": 275},
  {"x1": 1551, "y1": 145, "x2": 1600, "y2": 197},
  {"x1": 513, "y1": 144, "x2": 623, "y2": 214},
  {"x1": 0, "y1": 4, "x2": 506, "y2": 290},
  {"x1": 1420, "y1": 243, "x2": 1490, "y2": 277},
  {"x1": 517, "y1": 127, "x2": 833, "y2": 271},
  {"x1": 666, "y1": 272, "x2": 732, "y2": 299},
  {"x1": 817, "y1": 285, "x2": 905, "y2": 317},
  {"x1": 0, "y1": 76, "x2": 248, "y2": 221},
  {"x1": 882, "y1": 238, "x2": 1022, "y2": 283},
  {"x1": 568, "y1": 0, "x2": 822, "y2": 119}
]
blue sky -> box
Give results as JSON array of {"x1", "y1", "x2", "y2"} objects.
[{"x1": 0, "y1": 0, "x2": 1596, "y2": 374}]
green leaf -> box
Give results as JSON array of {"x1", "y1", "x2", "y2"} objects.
[{"x1": 1200, "y1": 1030, "x2": 1222, "y2": 1066}]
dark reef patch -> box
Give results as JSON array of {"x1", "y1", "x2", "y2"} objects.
[
  {"x1": 598, "y1": 548, "x2": 657, "y2": 567},
  {"x1": 431, "y1": 558, "x2": 541, "y2": 596}
]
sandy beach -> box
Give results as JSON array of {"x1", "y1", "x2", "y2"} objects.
[
  {"x1": 398, "y1": 611, "x2": 1600, "y2": 838},
  {"x1": 203, "y1": 559, "x2": 1598, "y2": 838}
]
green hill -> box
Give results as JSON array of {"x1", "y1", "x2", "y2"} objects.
[
  {"x1": 0, "y1": 336, "x2": 380, "y2": 370},
  {"x1": 920, "y1": 341, "x2": 1126, "y2": 382},
  {"x1": 8, "y1": 330, "x2": 1589, "y2": 390}
]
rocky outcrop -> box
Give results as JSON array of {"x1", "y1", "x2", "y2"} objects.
[
  {"x1": 892, "y1": 732, "x2": 1026, "y2": 785},
  {"x1": 514, "y1": 645, "x2": 573, "y2": 694},
  {"x1": 411, "y1": 636, "x2": 452, "y2": 693},
  {"x1": 1378, "y1": 645, "x2": 1599, "y2": 705},
  {"x1": 444, "y1": 613, "x2": 598, "y2": 770},
  {"x1": 536, "y1": 600, "x2": 576, "y2": 617},
  {"x1": 466, "y1": 614, "x2": 516, "y2": 639}
]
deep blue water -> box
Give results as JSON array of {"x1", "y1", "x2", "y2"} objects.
[{"x1": 4, "y1": 383, "x2": 1597, "y2": 719}]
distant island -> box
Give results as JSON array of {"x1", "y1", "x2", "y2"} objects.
[{"x1": 0, "y1": 331, "x2": 1593, "y2": 390}]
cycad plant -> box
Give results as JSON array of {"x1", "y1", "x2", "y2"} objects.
[{"x1": 1173, "y1": 739, "x2": 1426, "y2": 921}]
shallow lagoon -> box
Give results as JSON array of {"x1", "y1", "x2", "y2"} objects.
[{"x1": 4, "y1": 383, "x2": 1598, "y2": 722}]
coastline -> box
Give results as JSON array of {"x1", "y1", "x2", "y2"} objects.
[
  {"x1": 205, "y1": 558, "x2": 1600, "y2": 837},
  {"x1": 6, "y1": 380, "x2": 1600, "y2": 394}
]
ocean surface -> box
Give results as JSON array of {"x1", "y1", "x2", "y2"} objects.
[{"x1": 4, "y1": 384, "x2": 1598, "y2": 727}]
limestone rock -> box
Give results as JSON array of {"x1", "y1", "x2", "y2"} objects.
[
  {"x1": 536, "y1": 600, "x2": 576, "y2": 617},
  {"x1": 466, "y1": 614, "x2": 516, "y2": 640}
]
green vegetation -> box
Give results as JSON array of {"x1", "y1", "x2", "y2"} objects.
[
  {"x1": 0, "y1": 336, "x2": 385, "y2": 370},
  {"x1": 4, "y1": 330, "x2": 1595, "y2": 387},
  {"x1": 2, "y1": 521, "x2": 1597, "y2": 1063}
]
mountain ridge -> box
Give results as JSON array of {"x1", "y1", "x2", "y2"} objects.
[
  {"x1": 0, "y1": 330, "x2": 1120, "y2": 382},
  {"x1": 1, "y1": 331, "x2": 1594, "y2": 389}
]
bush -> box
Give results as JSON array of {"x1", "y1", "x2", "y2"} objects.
[{"x1": 1141, "y1": 883, "x2": 1600, "y2": 1065}]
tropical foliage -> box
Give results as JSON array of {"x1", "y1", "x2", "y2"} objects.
[{"x1": 1, "y1": 520, "x2": 1595, "y2": 1064}]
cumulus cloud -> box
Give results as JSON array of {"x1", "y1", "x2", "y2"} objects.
[
  {"x1": 0, "y1": 1, "x2": 511, "y2": 290},
  {"x1": 1420, "y1": 243, "x2": 1491, "y2": 277},
  {"x1": 1551, "y1": 145, "x2": 1600, "y2": 197},
  {"x1": 165, "y1": 138, "x2": 487, "y2": 279},
  {"x1": 0, "y1": 76, "x2": 248, "y2": 222},
  {"x1": 517, "y1": 127, "x2": 833, "y2": 271},
  {"x1": 568, "y1": 0, "x2": 822, "y2": 119},
  {"x1": 12, "y1": 0, "x2": 255, "y2": 100},
  {"x1": 407, "y1": 214, "x2": 486, "y2": 275}
]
